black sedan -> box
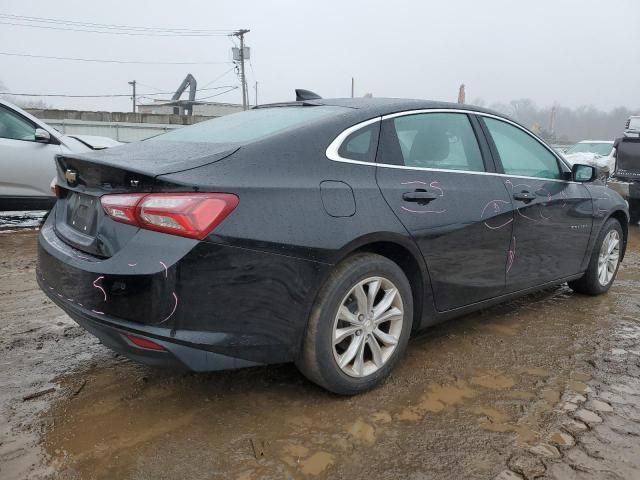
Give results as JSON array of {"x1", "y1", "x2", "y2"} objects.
[{"x1": 37, "y1": 97, "x2": 629, "y2": 394}]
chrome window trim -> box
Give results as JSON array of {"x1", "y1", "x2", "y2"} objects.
[
  {"x1": 325, "y1": 116, "x2": 381, "y2": 163},
  {"x1": 325, "y1": 108, "x2": 575, "y2": 184}
]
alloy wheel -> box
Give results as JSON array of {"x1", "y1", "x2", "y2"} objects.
[
  {"x1": 598, "y1": 230, "x2": 620, "y2": 286},
  {"x1": 332, "y1": 276, "x2": 404, "y2": 378}
]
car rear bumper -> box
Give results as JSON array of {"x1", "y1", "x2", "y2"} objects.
[
  {"x1": 0, "y1": 195, "x2": 56, "y2": 211},
  {"x1": 36, "y1": 211, "x2": 329, "y2": 370},
  {"x1": 38, "y1": 280, "x2": 262, "y2": 371}
]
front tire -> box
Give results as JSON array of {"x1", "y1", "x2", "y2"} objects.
[
  {"x1": 296, "y1": 253, "x2": 413, "y2": 395},
  {"x1": 568, "y1": 217, "x2": 623, "y2": 295}
]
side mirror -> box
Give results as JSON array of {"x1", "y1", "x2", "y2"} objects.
[
  {"x1": 34, "y1": 128, "x2": 51, "y2": 143},
  {"x1": 572, "y1": 163, "x2": 596, "y2": 182}
]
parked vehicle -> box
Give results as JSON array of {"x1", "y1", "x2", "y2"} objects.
[
  {"x1": 563, "y1": 140, "x2": 615, "y2": 174},
  {"x1": 624, "y1": 116, "x2": 640, "y2": 138},
  {"x1": 608, "y1": 136, "x2": 640, "y2": 224},
  {"x1": 0, "y1": 99, "x2": 121, "y2": 211},
  {"x1": 36, "y1": 97, "x2": 629, "y2": 394}
]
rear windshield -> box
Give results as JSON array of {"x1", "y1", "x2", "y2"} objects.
[
  {"x1": 629, "y1": 118, "x2": 640, "y2": 130},
  {"x1": 152, "y1": 106, "x2": 346, "y2": 144}
]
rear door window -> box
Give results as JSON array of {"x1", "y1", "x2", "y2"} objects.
[
  {"x1": 483, "y1": 117, "x2": 562, "y2": 180},
  {"x1": 378, "y1": 112, "x2": 485, "y2": 172}
]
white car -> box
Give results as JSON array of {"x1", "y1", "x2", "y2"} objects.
[
  {"x1": 0, "y1": 99, "x2": 121, "y2": 211},
  {"x1": 625, "y1": 116, "x2": 640, "y2": 138},
  {"x1": 563, "y1": 140, "x2": 615, "y2": 174}
]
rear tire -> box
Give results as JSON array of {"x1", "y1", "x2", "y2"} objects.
[
  {"x1": 568, "y1": 217, "x2": 623, "y2": 295},
  {"x1": 296, "y1": 253, "x2": 413, "y2": 395}
]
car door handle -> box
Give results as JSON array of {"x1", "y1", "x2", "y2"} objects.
[
  {"x1": 402, "y1": 190, "x2": 439, "y2": 203},
  {"x1": 513, "y1": 191, "x2": 536, "y2": 203}
]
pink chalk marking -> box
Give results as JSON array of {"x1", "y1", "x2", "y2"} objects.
[
  {"x1": 92, "y1": 276, "x2": 107, "y2": 302},
  {"x1": 539, "y1": 208, "x2": 551, "y2": 220},
  {"x1": 57, "y1": 294, "x2": 63, "y2": 298},
  {"x1": 506, "y1": 236, "x2": 517, "y2": 273},
  {"x1": 481, "y1": 199, "x2": 509, "y2": 218},
  {"x1": 481, "y1": 199, "x2": 513, "y2": 230},
  {"x1": 505, "y1": 180, "x2": 531, "y2": 190},
  {"x1": 429, "y1": 181, "x2": 444, "y2": 197},
  {"x1": 401, "y1": 206, "x2": 446, "y2": 214},
  {"x1": 484, "y1": 218, "x2": 514, "y2": 230},
  {"x1": 560, "y1": 189, "x2": 568, "y2": 208},
  {"x1": 536, "y1": 186, "x2": 551, "y2": 201},
  {"x1": 156, "y1": 292, "x2": 178, "y2": 325},
  {"x1": 517, "y1": 208, "x2": 537, "y2": 222},
  {"x1": 401, "y1": 181, "x2": 429, "y2": 185},
  {"x1": 400, "y1": 180, "x2": 445, "y2": 214},
  {"x1": 91, "y1": 310, "x2": 104, "y2": 315},
  {"x1": 159, "y1": 261, "x2": 168, "y2": 278},
  {"x1": 127, "y1": 263, "x2": 137, "y2": 267}
]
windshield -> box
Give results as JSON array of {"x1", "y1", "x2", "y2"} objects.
[
  {"x1": 565, "y1": 142, "x2": 613, "y2": 156},
  {"x1": 629, "y1": 117, "x2": 640, "y2": 130},
  {"x1": 152, "y1": 106, "x2": 347, "y2": 144}
]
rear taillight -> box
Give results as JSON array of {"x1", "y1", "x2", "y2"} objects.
[
  {"x1": 50, "y1": 177, "x2": 62, "y2": 197},
  {"x1": 100, "y1": 192, "x2": 239, "y2": 240}
]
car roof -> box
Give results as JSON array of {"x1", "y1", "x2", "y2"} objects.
[
  {"x1": 257, "y1": 97, "x2": 513, "y2": 121},
  {"x1": 577, "y1": 140, "x2": 614, "y2": 144}
]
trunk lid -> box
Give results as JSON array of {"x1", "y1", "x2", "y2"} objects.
[{"x1": 53, "y1": 140, "x2": 239, "y2": 257}]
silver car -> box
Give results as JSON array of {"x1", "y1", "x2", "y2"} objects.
[{"x1": 0, "y1": 99, "x2": 120, "y2": 210}]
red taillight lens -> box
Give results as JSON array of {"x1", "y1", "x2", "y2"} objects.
[
  {"x1": 125, "y1": 334, "x2": 166, "y2": 351},
  {"x1": 50, "y1": 177, "x2": 62, "y2": 197},
  {"x1": 100, "y1": 192, "x2": 238, "y2": 240},
  {"x1": 101, "y1": 193, "x2": 145, "y2": 226}
]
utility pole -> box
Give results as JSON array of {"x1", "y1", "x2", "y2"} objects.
[
  {"x1": 351, "y1": 77, "x2": 354, "y2": 98},
  {"x1": 128, "y1": 80, "x2": 136, "y2": 113},
  {"x1": 232, "y1": 29, "x2": 250, "y2": 110},
  {"x1": 254, "y1": 81, "x2": 258, "y2": 106}
]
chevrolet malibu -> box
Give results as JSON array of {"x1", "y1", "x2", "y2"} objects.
[{"x1": 37, "y1": 97, "x2": 629, "y2": 394}]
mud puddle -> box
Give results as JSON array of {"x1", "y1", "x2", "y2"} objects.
[{"x1": 1, "y1": 228, "x2": 639, "y2": 479}]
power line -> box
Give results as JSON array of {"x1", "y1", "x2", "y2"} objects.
[
  {"x1": 134, "y1": 82, "x2": 165, "y2": 93},
  {"x1": 196, "y1": 86, "x2": 239, "y2": 101},
  {"x1": 0, "y1": 51, "x2": 232, "y2": 65},
  {"x1": 200, "y1": 66, "x2": 237, "y2": 89},
  {"x1": 0, "y1": 20, "x2": 233, "y2": 36},
  {"x1": 0, "y1": 14, "x2": 235, "y2": 34},
  {"x1": 0, "y1": 85, "x2": 237, "y2": 98}
]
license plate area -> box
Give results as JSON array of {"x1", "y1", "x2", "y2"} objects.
[{"x1": 66, "y1": 193, "x2": 99, "y2": 236}]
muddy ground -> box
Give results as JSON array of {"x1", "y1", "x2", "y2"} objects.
[{"x1": 1, "y1": 226, "x2": 639, "y2": 480}]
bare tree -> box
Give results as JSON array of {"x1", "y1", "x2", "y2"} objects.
[{"x1": 489, "y1": 99, "x2": 639, "y2": 143}]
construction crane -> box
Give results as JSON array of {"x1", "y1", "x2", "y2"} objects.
[{"x1": 169, "y1": 73, "x2": 198, "y2": 116}]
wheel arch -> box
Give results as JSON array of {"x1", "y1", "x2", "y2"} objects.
[
  {"x1": 331, "y1": 233, "x2": 433, "y2": 333},
  {"x1": 608, "y1": 209, "x2": 629, "y2": 261}
]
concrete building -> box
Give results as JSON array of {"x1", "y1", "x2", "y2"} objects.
[
  {"x1": 24, "y1": 106, "x2": 240, "y2": 143},
  {"x1": 137, "y1": 99, "x2": 243, "y2": 117}
]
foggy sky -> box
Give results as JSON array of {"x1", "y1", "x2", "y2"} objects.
[{"x1": 1, "y1": 0, "x2": 639, "y2": 112}]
